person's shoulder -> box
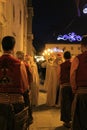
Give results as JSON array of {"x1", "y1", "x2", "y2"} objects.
[
  {"x1": 0, "y1": 55, "x2": 2, "y2": 59},
  {"x1": 77, "y1": 53, "x2": 82, "y2": 57},
  {"x1": 76, "y1": 53, "x2": 84, "y2": 60},
  {"x1": 10, "y1": 55, "x2": 21, "y2": 64},
  {"x1": 23, "y1": 61, "x2": 29, "y2": 67},
  {"x1": 60, "y1": 61, "x2": 64, "y2": 66}
]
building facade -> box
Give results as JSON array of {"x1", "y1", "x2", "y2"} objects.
[
  {"x1": 27, "y1": 0, "x2": 34, "y2": 56},
  {"x1": 45, "y1": 43, "x2": 81, "y2": 56},
  {"x1": 0, "y1": 0, "x2": 34, "y2": 55}
]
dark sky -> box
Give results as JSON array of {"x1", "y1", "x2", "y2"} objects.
[{"x1": 32, "y1": 0, "x2": 79, "y2": 52}]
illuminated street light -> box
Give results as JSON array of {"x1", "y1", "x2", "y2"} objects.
[{"x1": 83, "y1": 4, "x2": 87, "y2": 14}]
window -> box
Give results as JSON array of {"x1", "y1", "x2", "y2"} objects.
[
  {"x1": 71, "y1": 46, "x2": 73, "y2": 50},
  {"x1": 20, "y1": 10, "x2": 21, "y2": 24},
  {"x1": 13, "y1": 5, "x2": 15, "y2": 21}
]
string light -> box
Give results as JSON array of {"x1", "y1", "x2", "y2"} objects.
[{"x1": 57, "y1": 32, "x2": 82, "y2": 42}]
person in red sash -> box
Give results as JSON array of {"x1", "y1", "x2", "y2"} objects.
[
  {"x1": 0, "y1": 36, "x2": 29, "y2": 130},
  {"x1": 58, "y1": 51, "x2": 73, "y2": 128},
  {"x1": 70, "y1": 36, "x2": 87, "y2": 130}
]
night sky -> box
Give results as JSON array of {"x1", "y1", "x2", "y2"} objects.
[{"x1": 32, "y1": 0, "x2": 80, "y2": 52}]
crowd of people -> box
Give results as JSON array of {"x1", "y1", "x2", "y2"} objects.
[
  {"x1": 0, "y1": 36, "x2": 39, "y2": 130},
  {"x1": 0, "y1": 35, "x2": 87, "y2": 130},
  {"x1": 40, "y1": 36, "x2": 87, "y2": 130}
]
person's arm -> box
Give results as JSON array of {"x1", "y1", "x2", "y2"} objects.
[
  {"x1": 57, "y1": 64, "x2": 61, "y2": 85},
  {"x1": 25, "y1": 63, "x2": 33, "y2": 89},
  {"x1": 20, "y1": 62, "x2": 29, "y2": 92},
  {"x1": 70, "y1": 57, "x2": 79, "y2": 93}
]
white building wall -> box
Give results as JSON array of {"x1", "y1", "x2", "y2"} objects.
[
  {"x1": 0, "y1": 0, "x2": 29, "y2": 54},
  {"x1": 0, "y1": 0, "x2": 7, "y2": 53},
  {"x1": 27, "y1": 4, "x2": 34, "y2": 56},
  {"x1": 8, "y1": 0, "x2": 25, "y2": 52}
]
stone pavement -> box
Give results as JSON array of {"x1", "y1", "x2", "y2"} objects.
[{"x1": 29, "y1": 90, "x2": 70, "y2": 130}]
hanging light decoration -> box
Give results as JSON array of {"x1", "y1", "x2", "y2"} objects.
[{"x1": 57, "y1": 32, "x2": 82, "y2": 42}]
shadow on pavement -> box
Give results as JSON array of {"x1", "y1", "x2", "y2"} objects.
[
  {"x1": 32, "y1": 104, "x2": 59, "y2": 112},
  {"x1": 55, "y1": 125, "x2": 69, "y2": 130}
]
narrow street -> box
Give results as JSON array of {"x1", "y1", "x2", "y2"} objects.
[{"x1": 29, "y1": 88, "x2": 69, "y2": 130}]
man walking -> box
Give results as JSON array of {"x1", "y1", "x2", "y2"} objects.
[
  {"x1": 58, "y1": 51, "x2": 73, "y2": 128},
  {"x1": 0, "y1": 36, "x2": 30, "y2": 130},
  {"x1": 70, "y1": 36, "x2": 87, "y2": 130}
]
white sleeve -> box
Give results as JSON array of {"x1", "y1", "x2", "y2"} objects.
[{"x1": 20, "y1": 61, "x2": 29, "y2": 91}]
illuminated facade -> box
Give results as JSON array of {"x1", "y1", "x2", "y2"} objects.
[
  {"x1": 0, "y1": 0, "x2": 34, "y2": 55},
  {"x1": 45, "y1": 43, "x2": 81, "y2": 56}
]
